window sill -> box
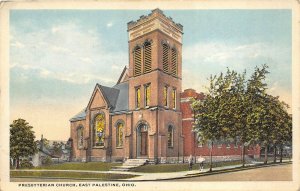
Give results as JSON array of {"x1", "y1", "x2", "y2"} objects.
[
  {"x1": 145, "y1": 106, "x2": 150, "y2": 109},
  {"x1": 93, "y1": 146, "x2": 105, "y2": 149},
  {"x1": 168, "y1": 146, "x2": 174, "y2": 149},
  {"x1": 116, "y1": 146, "x2": 123, "y2": 149}
]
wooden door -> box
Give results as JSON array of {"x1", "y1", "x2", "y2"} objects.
[{"x1": 140, "y1": 132, "x2": 148, "y2": 156}]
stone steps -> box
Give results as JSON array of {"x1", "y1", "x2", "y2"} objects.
[{"x1": 110, "y1": 158, "x2": 149, "y2": 171}]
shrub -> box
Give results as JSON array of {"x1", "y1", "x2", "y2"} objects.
[
  {"x1": 42, "y1": 156, "x2": 53, "y2": 166},
  {"x1": 20, "y1": 159, "x2": 33, "y2": 169}
]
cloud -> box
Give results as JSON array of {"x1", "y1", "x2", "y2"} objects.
[
  {"x1": 10, "y1": 22, "x2": 127, "y2": 86},
  {"x1": 11, "y1": 40, "x2": 24, "y2": 48},
  {"x1": 106, "y1": 22, "x2": 113, "y2": 28},
  {"x1": 182, "y1": 41, "x2": 292, "y2": 108}
]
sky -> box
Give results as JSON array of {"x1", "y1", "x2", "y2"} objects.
[{"x1": 10, "y1": 9, "x2": 292, "y2": 141}]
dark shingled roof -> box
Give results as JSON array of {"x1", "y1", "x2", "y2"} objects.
[
  {"x1": 98, "y1": 84, "x2": 120, "y2": 108},
  {"x1": 70, "y1": 82, "x2": 129, "y2": 122},
  {"x1": 111, "y1": 82, "x2": 129, "y2": 112}
]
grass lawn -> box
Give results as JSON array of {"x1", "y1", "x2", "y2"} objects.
[
  {"x1": 131, "y1": 160, "x2": 242, "y2": 173},
  {"x1": 10, "y1": 171, "x2": 137, "y2": 180},
  {"x1": 31, "y1": 162, "x2": 121, "y2": 171}
]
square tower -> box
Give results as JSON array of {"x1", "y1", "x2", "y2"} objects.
[
  {"x1": 127, "y1": 8, "x2": 183, "y2": 110},
  {"x1": 127, "y1": 9, "x2": 184, "y2": 162}
]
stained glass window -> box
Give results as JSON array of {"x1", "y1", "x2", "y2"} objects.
[
  {"x1": 77, "y1": 127, "x2": 83, "y2": 148},
  {"x1": 168, "y1": 125, "x2": 173, "y2": 147},
  {"x1": 136, "y1": 87, "x2": 141, "y2": 108},
  {"x1": 172, "y1": 89, "x2": 176, "y2": 109},
  {"x1": 116, "y1": 123, "x2": 123, "y2": 147},
  {"x1": 163, "y1": 86, "x2": 168, "y2": 107},
  {"x1": 94, "y1": 113, "x2": 105, "y2": 146},
  {"x1": 145, "y1": 84, "x2": 151, "y2": 107}
]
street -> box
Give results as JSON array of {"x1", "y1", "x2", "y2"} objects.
[{"x1": 171, "y1": 164, "x2": 292, "y2": 181}]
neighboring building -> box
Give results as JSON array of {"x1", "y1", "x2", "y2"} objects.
[
  {"x1": 30, "y1": 136, "x2": 71, "y2": 166},
  {"x1": 181, "y1": 89, "x2": 260, "y2": 161},
  {"x1": 70, "y1": 9, "x2": 183, "y2": 163}
]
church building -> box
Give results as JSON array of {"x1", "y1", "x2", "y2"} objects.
[
  {"x1": 70, "y1": 9, "x2": 184, "y2": 163},
  {"x1": 69, "y1": 9, "x2": 260, "y2": 164}
]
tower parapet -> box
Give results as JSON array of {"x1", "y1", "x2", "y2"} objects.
[{"x1": 127, "y1": 8, "x2": 183, "y2": 43}]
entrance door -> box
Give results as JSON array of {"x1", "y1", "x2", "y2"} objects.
[{"x1": 140, "y1": 132, "x2": 148, "y2": 156}]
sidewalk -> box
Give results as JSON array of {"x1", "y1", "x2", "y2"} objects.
[{"x1": 11, "y1": 160, "x2": 292, "y2": 181}]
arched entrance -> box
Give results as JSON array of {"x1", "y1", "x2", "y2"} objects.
[{"x1": 137, "y1": 123, "x2": 148, "y2": 158}]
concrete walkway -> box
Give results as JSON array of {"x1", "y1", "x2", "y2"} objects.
[{"x1": 11, "y1": 160, "x2": 292, "y2": 181}]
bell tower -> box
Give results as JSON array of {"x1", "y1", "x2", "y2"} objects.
[
  {"x1": 127, "y1": 9, "x2": 184, "y2": 162},
  {"x1": 127, "y1": 8, "x2": 183, "y2": 110}
]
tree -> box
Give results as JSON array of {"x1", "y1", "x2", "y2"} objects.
[
  {"x1": 192, "y1": 64, "x2": 292, "y2": 168},
  {"x1": 245, "y1": 65, "x2": 272, "y2": 164},
  {"x1": 270, "y1": 100, "x2": 292, "y2": 163},
  {"x1": 10, "y1": 119, "x2": 38, "y2": 169},
  {"x1": 192, "y1": 70, "x2": 236, "y2": 171},
  {"x1": 52, "y1": 141, "x2": 63, "y2": 156}
]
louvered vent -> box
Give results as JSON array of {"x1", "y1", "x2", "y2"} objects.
[
  {"x1": 162, "y1": 44, "x2": 169, "y2": 74},
  {"x1": 144, "y1": 42, "x2": 152, "y2": 74},
  {"x1": 171, "y1": 48, "x2": 177, "y2": 77},
  {"x1": 134, "y1": 47, "x2": 142, "y2": 76}
]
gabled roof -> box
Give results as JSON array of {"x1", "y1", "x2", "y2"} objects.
[
  {"x1": 70, "y1": 66, "x2": 130, "y2": 122},
  {"x1": 70, "y1": 82, "x2": 129, "y2": 122},
  {"x1": 116, "y1": 66, "x2": 129, "y2": 84},
  {"x1": 98, "y1": 84, "x2": 120, "y2": 108}
]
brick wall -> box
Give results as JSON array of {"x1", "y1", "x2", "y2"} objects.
[{"x1": 181, "y1": 89, "x2": 261, "y2": 158}]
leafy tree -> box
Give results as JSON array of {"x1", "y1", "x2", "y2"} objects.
[
  {"x1": 10, "y1": 119, "x2": 38, "y2": 169},
  {"x1": 52, "y1": 141, "x2": 63, "y2": 156},
  {"x1": 192, "y1": 70, "x2": 236, "y2": 171},
  {"x1": 270, "y1": 100, "x2": 292, "y2": 163},
  {"x1": 192, "y1": 64, "x2": 292, "y2": 168},
  {"x1": 245, "y1": 65, "x2": 271, "y2": 164}
]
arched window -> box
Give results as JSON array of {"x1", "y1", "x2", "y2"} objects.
[
  {"x1": 143, "y1": 42, "x2": 152, "y2": 74},
  {"x1": 94, "y1": 113, "x2": 105, "y2": 147},
  {"x1": 167, "y1": 125, "x2": 174, "y2": 148},
  {"x1": 116, "y1": 122, "x2": 124, "y2": 147},
  {"x1": 133, "y1": 46, "x2": 142, "y2": 76},
  {"x1": 77, "y1": 126, "x2": 83, "y2": 148},
  {"x1": 171, "y1": 48, "x2": 178, "y2": 76},
  {"x1": 162, "y1": 43, "x2": 169, "y2": 74}
]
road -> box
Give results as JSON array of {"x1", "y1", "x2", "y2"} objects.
[{"x1": 171, "y1": 164, "x2": 292, "y2": 181}]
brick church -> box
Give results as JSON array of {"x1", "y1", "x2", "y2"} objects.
[{"x1": 70, "y1": 9, "x2": 260, "y2": 163}]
